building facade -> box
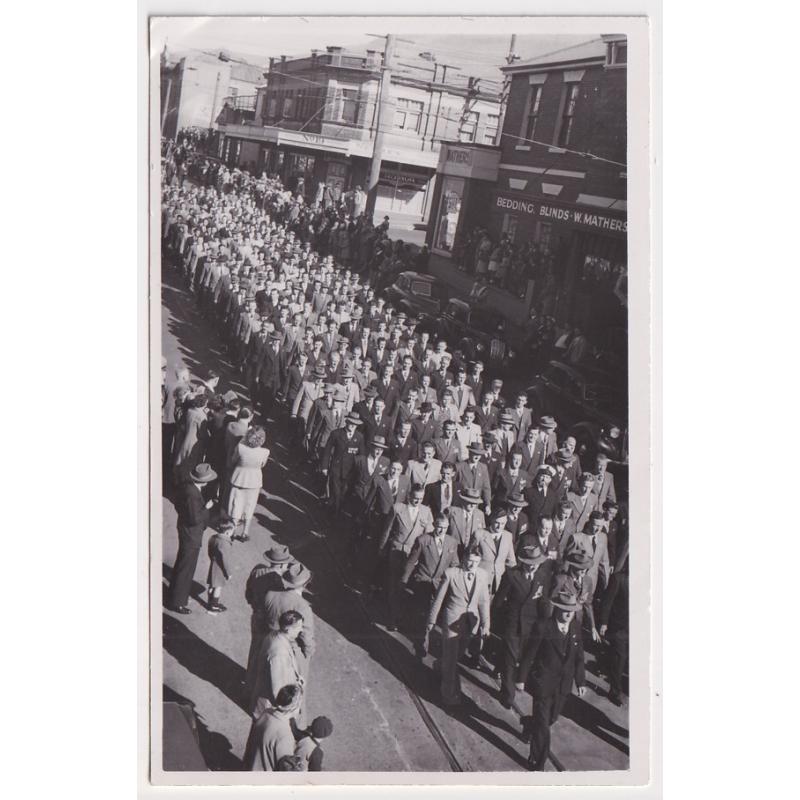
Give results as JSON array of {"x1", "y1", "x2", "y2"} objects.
[
  {"x1": 160, "y1": 48, "x2": 263, "y2": 141},
  {"x1": 216, "y1": 46, "x2": 501, "y2": 224}
]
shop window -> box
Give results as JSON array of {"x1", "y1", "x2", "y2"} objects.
[
  {"x1": 266, "y1": 96, "x2": 277, "y2": 119},
  {"x1": 555, "y1": 84, "x2": 580, "y2": 147},
  {"x1": 394, "y1": 98, "x2": 424, "y2": 133},
  {"x1": 484, "y1": 114, "x2": 500, "y2": 145},
  {"x1": 458, "y1": 111, "x2": 479, "y2": 143},
  {"x1": 283, "y1": 91, "x2": 295, "y2": 119},
  {"x1": 535, "y1": 221, "x2": 552, "y2": 251},
  {"x1": 524, "y1": 85, "x2": 543, "y2": 140},
  {"x1": 501, "y1": 214, "x2": 518, "y2": 242}
]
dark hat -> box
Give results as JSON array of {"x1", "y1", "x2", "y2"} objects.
[
  {"x1": 536, "y1": 464, "x2": 557, "y2": 477},
  {"x1": 369, "y1": 435, "x2": 389, "y2": 450},
  {"x1": 483, "y1": 432, "x2": 496, "y2": 443},
  {"x1": 556, "y1": 451, "x2": 573, "y2": 464},
  {"x1": 420, "y1": 401, "x2": 433, "y2": 413},
  {"x1": 506, "y1": 492, "x2": 529, "y2": 509},
  {"x1": 310, "y1": 716, "x2": 334, "y2": 739},
  {"x1": 565, "y1": 550, "x2": 593, "y2": 570},
  {"x1": 282, "y1": 562, "x2": 312, "y2": 589},
  {"x1": 189, "y1": 463, "x2": 216, "y2": 483},
  {"x1": 269, "y1": 332, "x2": 283, "y2": 342},
  {"x1": 312, "y1": 365, "x2": 326, "y2": 378},
  {"x1": 363, "y1": 386, "x2": 378, "y2": 399},
  {"x1": 500, "y1": 411, "x2": 515, "y2": 424},
  {"x1": 263, "y1": 544, "x2": 292, "y2": 564},
  {"x1": 550, "y1": 592, "x2": 581, "y2": 611},
  {"x1": 459, "y1": 487, "x2": 483, "y2": 504},
  {"x1": 467, "y1": 442, "x2": 486, "y2": 456},
  {"x1": 538, "y1": 415, "x2": 557, "y2": 430},
  {"x1": 345, "y1": 411, "x2": 362, "y2": 425},
  {"x1": 517, "y1": 545, "x2": 547, "y2": 567}
]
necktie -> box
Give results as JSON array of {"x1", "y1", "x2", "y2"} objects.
[
  {"x1": 436, "y1": 537, "x2": 443, "y2": 555},
  {"x1": 466, "y1": 572, "x2": 474, "y2": 584},
  {"x1": 444, "y1": 483, "x2": 450, "y2": 506},
  {"x1": 390, "y1": 479, "x2": 398, "y2": 499}
]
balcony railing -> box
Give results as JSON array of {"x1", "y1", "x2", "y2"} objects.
[{"x1": 224, "y1": 94, "x2": 257, "y2": 112}]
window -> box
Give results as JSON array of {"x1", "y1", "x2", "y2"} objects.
[
  {"x1": 266, "y1": 95, "x2": 277, "y2": 119},
  {"x1": 458, "y1": 111, "x2": 479, "y2": 143},
  {"x1": 228, "y1": 86, "x2": 238, "y2": 97},
  {"x1": 410, "y1": 280, "x2": 432, "y2": 297},
  {"x1": 296, "y1": 89, "x2": 305, "y2": 118},
  {"x1": 283, "y1": 91, "x2": 295, "y2": 119},
  {"x1": 556, "y1": 83, "x2": 580, "y2": 147},
  {"x1": 394, "y1": 98, "x2": 424, "y2": 132},
  {"x1": 525, "y1": 85, "x2": 543, "y2": 140},
  {"x1": 535, "y1": 221, "x2": 552, "y2": 251},
  {"x1": 339, "y1": 88, "x2": 362, "y2": 124},
  {"x1": 501, "y1": 214, "x2": 518, "y2": 242},
  {"x1": 484, "y1": 114, "x2": 500, "y2": 145}
]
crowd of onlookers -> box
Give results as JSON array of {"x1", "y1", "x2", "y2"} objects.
[{"x1": 160, "y1": 131, "x2": 629, "y2": 772}]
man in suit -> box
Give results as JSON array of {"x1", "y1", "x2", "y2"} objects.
[
  {"x1": 351, "y1": 436, "x2": 391, "y2": 522},
  {"x1": 320, "y1": 319, "x2": 340, "y2": 356},
  {"x1": 167, "y1": 463, "x2": 216, "y2": 613},
  {"x1": 591, "y1": 453, "x2": 617, "y2": 507},
  {"x1": 493, "y1": 545, "x2": 550, "y2": 707},
  {"x1": 379, "y1": 483, "x2": 435, "y2": 630},
  {"x1": 509, "y1": 391, "x2": 534, "y2": 442},
  {"x1": 381, "y1": 459, "x2": 411, "y2": 506},
  {"x1": 258, "y1": 332, "x2": 288, "y2": 420},
  {"x1": 244, "y1": 321, "x2": 269, "y2": 400},
  {"x1": 547, "y1": 436, "x2": 582, "y2": 487},
  {"x1": 549, "y1": 450, "x2": 575, "y2": 499},
  {"x1": 481, "y1": 431, "x2": 506, "y2": 482},
  {"x1": 400, "y1": 512, "x2": 460, "y2": 656},
  {"x1": 491, "y1": 411, "x2": 519, "y2": 463},
  {"x1": 411, "y1": 402, "x2": 437, "y2": 455},
  {"x1": 524, "y1": 464, "x2": 562, "y2": 526},
  {"x1": 362, "y1": 395, "x2": 395, "y2": 444},
  {"x1": 455, "y1": 406, "x2": 483, "y2": 460},
  {"x1": 550, "y1": 500, "x2": 577, "y2": 556},
  {"x1": 451, "y1": 366, "x2": 476, "y2": 418},
  {"x1": 515, "y1": 593, "x2": 587, "y2": 771},
  {"x1": 567, "y1": 473, "x2": 599, "y2": 532},
  {"x1": 339, "y1": 306, "x2": 363, "y2": 341},
  {"x1": 426, "y1": 545, "x2": 491, "y2": 706},
  {"x1": 320, "y1": 411, "x2": 365, "y2": 518},
  {"x1": 474, "y1": 391, "x2": 499, "y2": 434},
  {"x1": 455, "y1": 443, "x2": 493, "y2": 512},
  {"x1": 447, "y1": 488, "x2": 486, "y2": 555},
  {"x1": 563, "y1": 510, "x2": 611, "y2": 597},
  {"x1": 374, "y1": 364, "x2": 401, "y2": 415},
  {"x1": 476, "y1": 509, "x2": 517, "y2": 595},
  {"x1": 406, "y1": 441, "x2": 443, "y2": 487},
  {"x1": 424, "y1": 460, "x2": 458, "y2": 517},
  {"x1": 493, "y1": 449, "x2": 531, "y2": 508},
  {"x1": 389, "y1": 419, "x2": 417, "y2": 467},
  {"x1": 504, "y1": 492, "x2": 530, "y2": 544},
  {"x1": 392, "y1": 354, "x2": 418, "y2": 399},
  {"x1": 395, "y1": 386, "x2": 421, "y2": 428},
  {"x1": 433, "y1": 419, "x2": 462, "y2": 466}
]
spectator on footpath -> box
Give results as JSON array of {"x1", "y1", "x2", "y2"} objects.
[
  {"x1": 206, "y1": 518, "x2": 237, "y2": 613},
  {"x1": 243, "y1": 684, "x2": 303, "y2": 772}
]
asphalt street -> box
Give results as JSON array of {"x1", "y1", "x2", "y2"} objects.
[{"x1": 160, "y1": 266, "x2": 629, "y2": 773}]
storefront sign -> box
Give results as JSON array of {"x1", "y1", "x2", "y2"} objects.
[
  {"x1": 494, "y1": 194, "x2": 628, "y2": 234},
  {"x1": 378, "y1": 168, "x2": 429, "y2": 191},
  {"x1": 446, "y1": 148, "x2": 473, "y2": 165}
]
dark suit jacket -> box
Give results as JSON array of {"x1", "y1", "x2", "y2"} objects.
[
  {"x1": 352, "y1": 454, "x2": 390, "y2": 505},
  {"x1": 321, "y1": 429, "x2": 365, "y2": 477},
  {"x1": 493, "y1": 566, "x2": 548, "y2": 640},
  {"x1": 455, "y1": 461, "x2": 492, "y2": 508},
  {"x1": 339, "y1": 320, "x2": 362, "y2": 340},
  {"x1": 424, "y1": 479, "x2": 457, "y2": 517},
  {"x1": 400, "y1": 533, "x2": 460, "y2": 586},
  {"x1": 175, "y1": 483, "x2": 210, "y2": 543},
  {"x1": 474, "y1": 405, "x2": 498, "y2": 433},
  {"x1": 363, "y1": 411, "x2": 395, "y2": 444},
  {"x1": 492, "y1": 467, "x2": 531, "y2": 507},
  {"x1": 434, "y1": 436, "x2": 462, "y2": 466},
  {"x1": 258, "y1": 346, "x2": 287, "y2": 390},
  {"x1": 524, "y1": 484, "x2": 562, "y2": 524},
  {"x1": 372, "y1": 380, "x2": 401, "y2": 414},
  {"x1": 390, "y1": 435, "x2": 417, "y2": 466},
  {"x1": 517, "y1": 617, "x2": 586, "y2": 696}
]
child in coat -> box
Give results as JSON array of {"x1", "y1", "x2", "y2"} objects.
[{"x1": 207, "y1": 519, "x2": 236, "y2": 612}]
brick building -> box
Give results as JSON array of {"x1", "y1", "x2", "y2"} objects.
[
  {"x1": 426, "y1": 36, "x2": 628, "y2": 335},
  {"x1": 215, "y1": 46, "x2": 500, "y2": 224}
]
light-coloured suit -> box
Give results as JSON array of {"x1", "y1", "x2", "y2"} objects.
[
  {"x1": 446, "y1": 506, "x2": 486, "y2": 553},
  {"x1": 475, "y1": 530, "x2": 517, "y2": 593},
  {"x1": 406, "y1": 458, "x2": 442, "y2": 487},
  {"x1": 563, "y1": 530, "x2": 610, "y2": 594},
  {"x1": 428, "y1": 566, "x2": 491, "y2": 704}
]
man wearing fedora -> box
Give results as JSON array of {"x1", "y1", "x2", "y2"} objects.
[
  {"x1": 515, "y1": 592, "x2": 587, "y2": 771},
  {"x1": 532, "y1": 415, "x2": 559, "y2": 467},
  {"x1": 400, "y1": 511, "x2": 460, "y2": 656},
  {"x1": 379, "y1": 483, "x2": 435, "y2": 630},
  {"x1": 265, "y1": 562, "x2": 315, "y2": 680},
  {"x1": 455, "y1": 442, "x2": 493, "y2": 512},
  {"x1": 258, "y1": 331, "x2": 288, "y2": 420},
  {"x1": 547, "y1": 435, "x2": 583, "y2": 487},
  {"x1": 167, "y1": 463, "x2": 217, "y2": 614},
  {"x1": 320, "y1": 410, "x2": 365, "y2": 518},
  {"x1": 447, "y1": 487, "x2": 486, "y2": 555},
  {"x1": 291, "y1": 364, "x2": 326, "y2": 452},
  {"x1": 504, "y1": 492, "x2": 530, "y2": 543},
  {"x1": 492, "y1": 449, "x2": 531, "y2": 509},
  {"x1": 550, "y1": 550, "x2": 599, "y2": 640},
  {"x1": 493, "y1": 544, "x2": 550, "y2": 707},
  {"x1": 245, "y1": 545, "x2": 295, "y2": 698},
  {"x1": 524, "y1": 464, "x2": 562, "y2": 526},
  {"x1": 563, "y1": 510, "x2": 611, "y2": 598},
  {"x1": 426, "y1": 545, "x2": 491, "y2": 706}
]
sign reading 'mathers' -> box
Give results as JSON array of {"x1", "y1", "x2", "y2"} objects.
[{"x1": 495, "y1": 194, "x2": 628, "y2": 234}]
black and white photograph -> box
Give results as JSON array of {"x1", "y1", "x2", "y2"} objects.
[{"x1": 149, "y1": 13, "x2": 652, "y2": 784}]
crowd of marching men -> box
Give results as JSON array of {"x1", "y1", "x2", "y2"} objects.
[{"x1": 160, "y1": 136, "x2": 629, "y2": 771}]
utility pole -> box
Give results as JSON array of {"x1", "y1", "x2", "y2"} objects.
[
  {"x1": 365, "y1": 33, "x2": 396, "y2": 223},
  {"x1": 496, "y1": 34, "x2": 519, "y2": 143},
  {"x1": 458, "y1": 77, "x2": 481, "y2": 142}
]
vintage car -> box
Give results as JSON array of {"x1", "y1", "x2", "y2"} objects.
[
  {"x1": 526, "y1": 360, "x2": 629, "y2": 470},
  {"x1": 383, "y1": 271, "x2": 448, "y2": 318},
  {"x1": 421, "y1": 298, "x2": 517, "y2": 372}
]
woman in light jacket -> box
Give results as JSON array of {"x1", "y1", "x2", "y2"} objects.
[{"x1": 227, "y1": 425, "x2": 269, "y2": 540}]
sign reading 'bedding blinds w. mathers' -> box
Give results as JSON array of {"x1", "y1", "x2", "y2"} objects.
[{"x1": 494, "y1": 193, "x2": 628, "y2": 235}]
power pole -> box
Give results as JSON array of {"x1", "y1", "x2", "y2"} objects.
[
  {"x1": 496, "y1": 34, "x2": 519, "y2": 143},
  {"x1": 458, "y1": 77, "x2": 481, "y2": 142},
  {"x1": 365, "y1": 33, "x2": 396, "y2": 223}
]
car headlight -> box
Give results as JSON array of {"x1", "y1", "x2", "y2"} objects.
[
  {"x1": 508, "y1": 349, "x2": 516, "y2": 359},
  {"x1": 476, "y1": 343, "x2": 485, "y2": 352},
  {"x1": 608, "y1": 426, "x2": 621, "y2": 440}
]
